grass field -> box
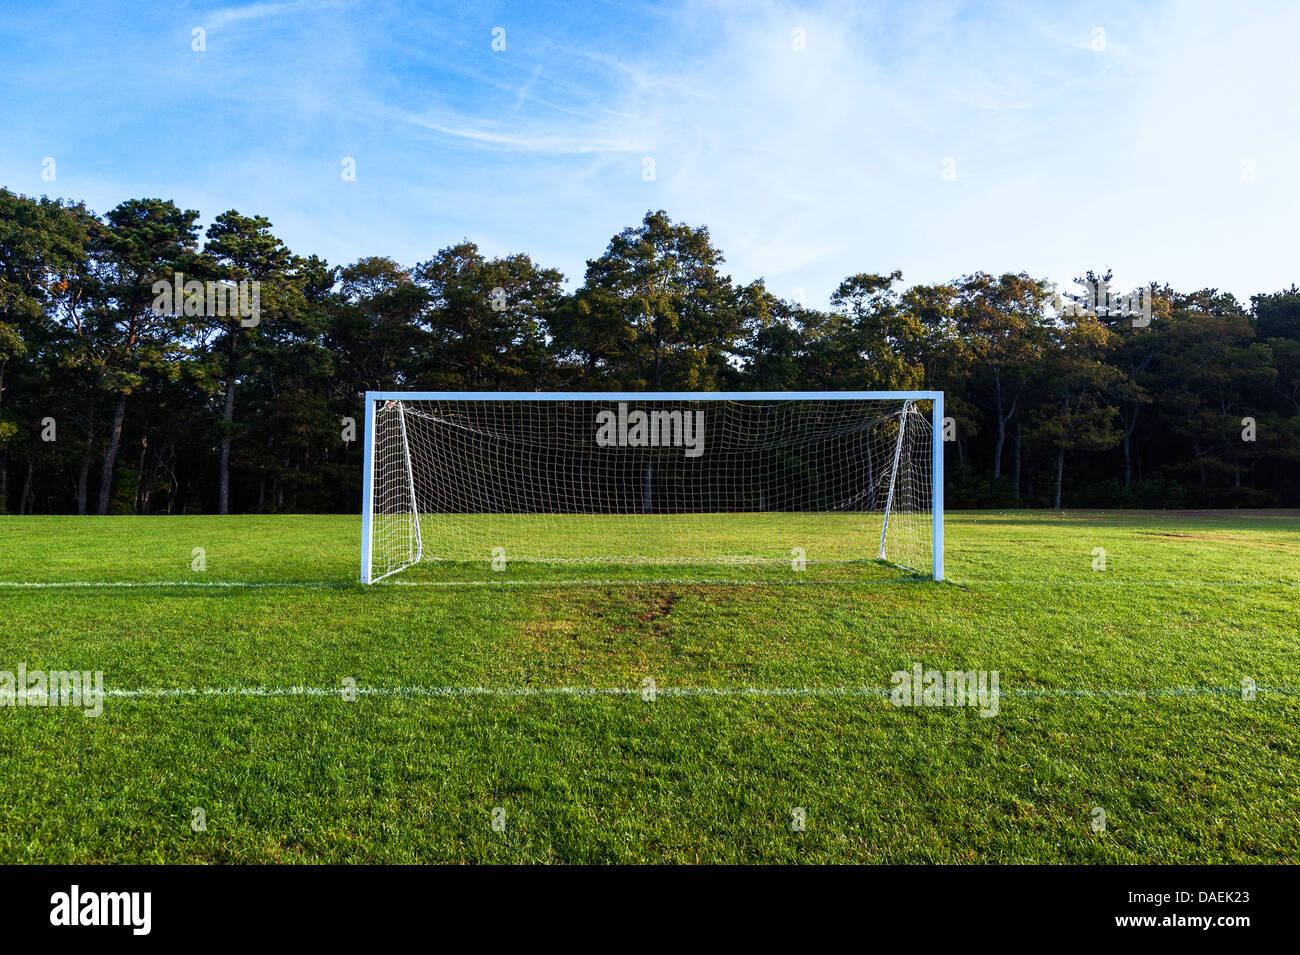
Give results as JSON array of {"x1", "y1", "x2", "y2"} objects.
[
  {"x1": 0, "y1": 510, "x2": 1297, "y2": 863},
  {"x1": 374, "y1": 511, "x2": 932, "y2": 567}
]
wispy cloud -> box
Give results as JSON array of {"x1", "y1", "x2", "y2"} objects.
[
  {"x1": 400, "y1": 113, "x2": 644, "y2": 154},
  {"x1": 1, "y1": 0, "x2": 1295, "y2": 304},
  {"x1": 202, "y1": 0, "x2": 350, "y2": 31}
]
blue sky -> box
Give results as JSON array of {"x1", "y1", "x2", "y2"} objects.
[{"x1": 1, "y1": 0, "x2": 1296, "y2": 306}]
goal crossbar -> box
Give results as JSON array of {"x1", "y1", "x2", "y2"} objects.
[{"x1": 361, "y1": 391, "x2": 944, "y2": 583}]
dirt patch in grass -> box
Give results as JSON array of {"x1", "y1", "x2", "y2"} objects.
[
  {"x1": 633, "y1": 590, "x2": 682, "y2": 629},
  {"x1": 1138, "y1": 530, "x2": 1298, "y2": 551}
]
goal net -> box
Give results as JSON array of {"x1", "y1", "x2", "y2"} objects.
[{"x1": 362, "y1": 393, "x2": 942, "y2": 582}]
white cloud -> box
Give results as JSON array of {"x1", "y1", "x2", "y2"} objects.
[
  {"x1": 202, "y1": 0, "x2": 350, "y2": 32},
  {"x1": 15, "y1": 0, "x2": 1292, "y2": 306}
]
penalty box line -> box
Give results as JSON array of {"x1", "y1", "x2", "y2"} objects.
[
  {"x1": 98, "y1": 684, "x2": 1300, "y2": 701},
  {"x1": 0, "y1": 579, "x2": 1296, "y2": 589}
]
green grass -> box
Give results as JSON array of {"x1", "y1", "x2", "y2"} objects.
[
  {"x1": 377, "y1": 511, "x2": 920, "y2": 565},
  {"x1": 0, "y1": 511, "x2": 1297, "y2": 863}
]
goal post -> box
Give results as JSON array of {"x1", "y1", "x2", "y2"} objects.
[{"x1": 360, "y1": 391, "x2": 944, "y2": 583}]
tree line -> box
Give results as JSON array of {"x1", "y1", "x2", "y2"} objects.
[{"x1": 1, "y1": 189, "x2": 1296, "y2": 514}]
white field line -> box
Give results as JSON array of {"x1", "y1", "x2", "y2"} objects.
[
  {"x1": 393, "y1": 578, "x2": 1300, "y2": 588},
  {"x1": 96, "y1": 684, "x2": 1300, "y2": 701},
  {"x1": 0, "y1": 580, "x2": 345, "y2": 589},
  {"x1": 0, "y1": 578, "x2": 1295, "y2": 589},
  {"x1": 948, "y1": 578, "x2": 1300, "y2": 587}
]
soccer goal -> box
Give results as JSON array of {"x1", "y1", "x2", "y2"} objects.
[{"x1": 360, "y1": 391, "x2": 943, "y2": 583}]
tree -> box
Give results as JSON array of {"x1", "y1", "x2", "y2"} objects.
[
  {"x1": 825, "y1": 271, "x2": 927, "y2": 390},
  {"x1": 1148, "y1": 290, "x2": 1274, "y2": 499},
  {"x1": 1026, "y1": 312, "x2": 1124, "y2": 508},
  {"x1": 574, "y1": 210, "x2": 746, "y2": 390},
  {"x1": 1252, "y1": 288, "x2": 1300, "y2": 491},
  {"x1": 0, "y1": 191, "x2": 90, "y2": 511},
  {"x1": 236, "y1": 253, "x2": 342, "y2": 512},
  {"x1": 547, "y1": 284, "x2": 636, "y2": 387},
  {"x1": 2, "y1": 190, "x2": 1299, "y2": 512},
  {"x1": 414, "y1": 241, "x2": 563, "y2": 390},
  {"x1": 953, "y1": 272, "x2": 1051, "y2": 480},
  {"x1": 201, "y1": 211, "x2": 295, "y2": 514},
  {"x1": 327, "y1": 257, "x2": 427, "y2": 394},
  {"x1": 736, "y1": 286, "x2": 821, "y2": 390},
  {"x1": 75, "y1": 199, "x2": 201, "y2": 514}
]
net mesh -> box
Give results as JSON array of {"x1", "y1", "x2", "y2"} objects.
[{"x1": 367, "y1": 396, "x2": 934, "y2": 581}]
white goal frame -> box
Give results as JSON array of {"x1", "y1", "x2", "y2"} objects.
[{"x1": 360, "y1": 391, "x2": 944, "y2": 583}]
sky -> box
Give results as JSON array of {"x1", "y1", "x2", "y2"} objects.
[{"x1": 1, "y1": 0, "x2": 1297, "y2": 308}]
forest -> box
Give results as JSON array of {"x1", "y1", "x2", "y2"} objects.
[{"x1": 1, "y1": 188, "x2": 1297, "y2": 514}]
